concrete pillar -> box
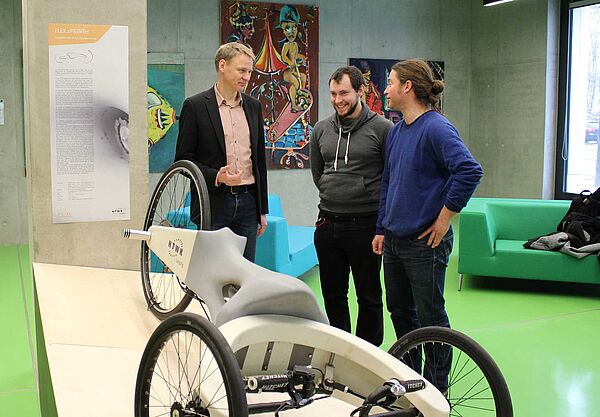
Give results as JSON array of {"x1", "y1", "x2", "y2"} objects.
[{"x1": 22, "y1": 0, "x2": 148, "y2": 269}]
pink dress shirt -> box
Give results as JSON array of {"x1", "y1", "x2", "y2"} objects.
[{"x1": 214, "y1": 86, "x2": 255, "y2": 186}]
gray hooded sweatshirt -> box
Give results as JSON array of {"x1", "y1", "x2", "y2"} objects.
[{"x1": 310, "y1": 104, "x2": 393, "y2": 214}]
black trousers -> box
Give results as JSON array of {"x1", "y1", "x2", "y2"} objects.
[{"x1": 314, "y1": 212, "x2": 383, "y2": 346}]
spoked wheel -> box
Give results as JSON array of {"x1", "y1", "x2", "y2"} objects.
[
  {"x1": 388, "y1": 327, "x2": 512, "y2": 417},
  {"x1": 141, "y1": 160, "x2": 210, "y2": 320},
  {"x1": 135, "y1": 312, "x2": 248, "y2": 417}
]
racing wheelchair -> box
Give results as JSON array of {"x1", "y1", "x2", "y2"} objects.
[{"x1": 124, "y1": 160, "x2": 512, "y2": 417}]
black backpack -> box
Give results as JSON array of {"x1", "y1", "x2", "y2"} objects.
[{"x1": 557, "y1": 187, "x2": 600, "y2": 232}]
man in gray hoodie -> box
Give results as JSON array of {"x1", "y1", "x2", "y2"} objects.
[{"x1": 310, "y1": 66, "x2": 393, "y2": 346}]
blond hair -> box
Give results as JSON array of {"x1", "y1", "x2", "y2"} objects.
[{"x1": 214, "y1": 42, "x2": 255, "y2": 70}]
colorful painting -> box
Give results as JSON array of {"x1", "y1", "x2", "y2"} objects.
[
  {"x1": 221, "y1": 1, "x2": 319, "y2": 169},
  {"x1": 348, "y1": 58, "x2": 444, "y2": 123},
  {"x1": 148, "y1": 64, "x2": 185, "y2": 173}
]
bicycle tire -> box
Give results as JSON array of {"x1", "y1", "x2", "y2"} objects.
[
  {"x1": 134, "y1": 312, "x2": 248, "y2": 417},
  {"x1": 141, "y1": 160, "x2": 210, "y2": 320},
  {"x1": 388, "y1": 326, "x2": 512, "y2": 417}
]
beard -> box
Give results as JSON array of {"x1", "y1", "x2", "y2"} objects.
[{"x1": 337, "y1": 97, "x2": 360, "y2": 119}]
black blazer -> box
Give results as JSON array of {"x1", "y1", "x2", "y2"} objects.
[{"x1": 174, "y1": 87, "x2": 268, "y2": 222}]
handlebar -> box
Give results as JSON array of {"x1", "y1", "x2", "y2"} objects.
[
  {"x1": 245, "y1": 370, "x2": 426, "y2": 417},
  {"x1": 401, "y1": 380, "x2": 426, "y2": 393},
  {"x1": 365, "y1": 378, "x2": 425, "y2": 404},
  {"x1": 122, "y1": 228, "x2": 150, "y2": 241},
  {"x1": 354, "y1": 379, "x2": 426, "y2": 417},
  {"x1": 245, "y1": 367, "x2": 319, "y2": 415},
  {"x1": 246, "y1": 373, "x2": 291, "y2": 392}
]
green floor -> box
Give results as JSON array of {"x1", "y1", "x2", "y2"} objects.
[
  {"x1": 302, "y1": 247, "x2": 600, "y2": 417},
  {"x1": 2, "y1": 241, "x2": 600, "y2": 416},
  {"x1": 0, "y1": 244, "x2": 41, "y2": 416}
]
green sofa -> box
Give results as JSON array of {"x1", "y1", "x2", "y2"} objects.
[{"x1": 457, "y1": 198, "x2": 600, "y2": 289}]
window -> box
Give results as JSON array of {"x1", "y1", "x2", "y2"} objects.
[{"x1": 556, "y1": 0, "x2": 600, "y2": 198}]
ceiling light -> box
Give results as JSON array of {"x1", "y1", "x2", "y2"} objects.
[{"x1": 483, "y1": 0, "x2": 515, "y2": 6}]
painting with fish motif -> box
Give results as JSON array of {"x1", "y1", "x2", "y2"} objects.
[{"x1": 147, "y1": 63, "x2": 185, "y2": 173}]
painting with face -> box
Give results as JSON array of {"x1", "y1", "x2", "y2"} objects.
[
  {"x1": 349, "y1": 58, "x2": 444, "y2": 123},
  {"x1": 148, "y1": 63, "x2": 185, "y2": 173},
  {"x1": 221, "y1": 1, "x2": 319, "y2": 169}
]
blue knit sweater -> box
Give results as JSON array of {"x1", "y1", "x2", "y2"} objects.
[{"x1": 376, "y1": 111, "x2": 483, "y2": 237}]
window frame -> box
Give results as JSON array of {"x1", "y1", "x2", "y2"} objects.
[{"x1": 555, "y1": 0, "x2": 600, "y2": 199}]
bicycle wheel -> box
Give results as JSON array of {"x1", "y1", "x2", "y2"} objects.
[
  {"x1": 135, "y1": 312, "x2": 248, "y2": 417},
  {"x1": 141, "y1": 160, "x2": 210, "y2": 320},
  {"x1": 388, "y1": 327, "x2": 512, "y2": 417}
]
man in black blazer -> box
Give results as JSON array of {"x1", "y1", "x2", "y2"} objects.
[{"x1": 175, "y1": 42, "x2": 268, "y2": 261}]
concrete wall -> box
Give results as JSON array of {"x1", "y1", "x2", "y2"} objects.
[
  {"x1": 469, "y1": 0, "x2": 556, "y2": 198},
  {"x1": 0, "y1": 0, "x2": 27, "y2": 245},
  {"x1": 22, "y1": 0, "x2": 148, "y2": 269},
  {"x1": 147, "y1": 0, "x2": 473, "y2": 226},
  {"x1": 1, "y1": 0, "x2": 561, "y2": 250}
]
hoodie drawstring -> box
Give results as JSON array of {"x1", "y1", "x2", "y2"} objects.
[
  {"x1": 344, "y1": 131, "x2": 351, "y2": 165},
  {"x1": 333, "y1": 127, "x2": 351, "y2": 171},
  {"x1": 333, "y1": 127, "x2": 341, "y2": 171}
]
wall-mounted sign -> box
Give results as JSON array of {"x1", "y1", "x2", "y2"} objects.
[{"x1": 49, "y1": 23, "x2": 129, "y2": 223}]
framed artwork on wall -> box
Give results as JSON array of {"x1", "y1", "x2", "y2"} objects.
[
  {"x1": 147, "y1": 56, "x2": 185, "y2": 174},
  {"x1": 348, "y1": 58, "x2": 444, "y2": 123},
  {"x1": 220, "y1": 1, "x2": 319, "y2": 169}
]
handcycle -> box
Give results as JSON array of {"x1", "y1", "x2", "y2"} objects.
[{"x1": 124, "y1": 160, "x2": 513, "y2": 417}]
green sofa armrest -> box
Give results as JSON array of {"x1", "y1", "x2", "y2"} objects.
[{"x1": 459, "y1": 198, "x2": 496, "y2": 259}]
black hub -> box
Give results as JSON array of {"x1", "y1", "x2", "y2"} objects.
[
  {"x1": 170, "y1": 402, "x2": 184, "y2": 417},
  {"x1": 169, "y1": 399, "x2": 210, "y2": 417}
]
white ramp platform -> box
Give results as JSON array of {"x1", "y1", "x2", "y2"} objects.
[
  {"x1": 33, "y1": 263, "x2": 354, "y2": 416},
  {"x1": 33, "y1": 262, "x2": 203, "y2": 417}
]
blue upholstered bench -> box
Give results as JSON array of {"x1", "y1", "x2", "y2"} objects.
[
  {"x1": 165, "y1": 192, "x2": 194, "y2": 229},
  {"x1": 255, "y1": 195, "x2": 318, "y2": 277},
  {"x1": 162, "y1": 193, "x2": 317, "y2": 277}
]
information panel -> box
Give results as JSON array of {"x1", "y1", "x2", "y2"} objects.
[{"x1": 49, "y1": 24, "x2": 129, "y2": 223}]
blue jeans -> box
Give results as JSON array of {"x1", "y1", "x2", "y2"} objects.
[
  {"x1": 383, "y1": 227, "x2": 453, "y2": 390},
  {"x1": 211, "y1": 190, "x2": 259, "y2": 262}
]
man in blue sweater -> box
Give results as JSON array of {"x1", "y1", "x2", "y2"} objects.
[{"x1": 372, "y1": 59, "x2": 483, "y2": 391}]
